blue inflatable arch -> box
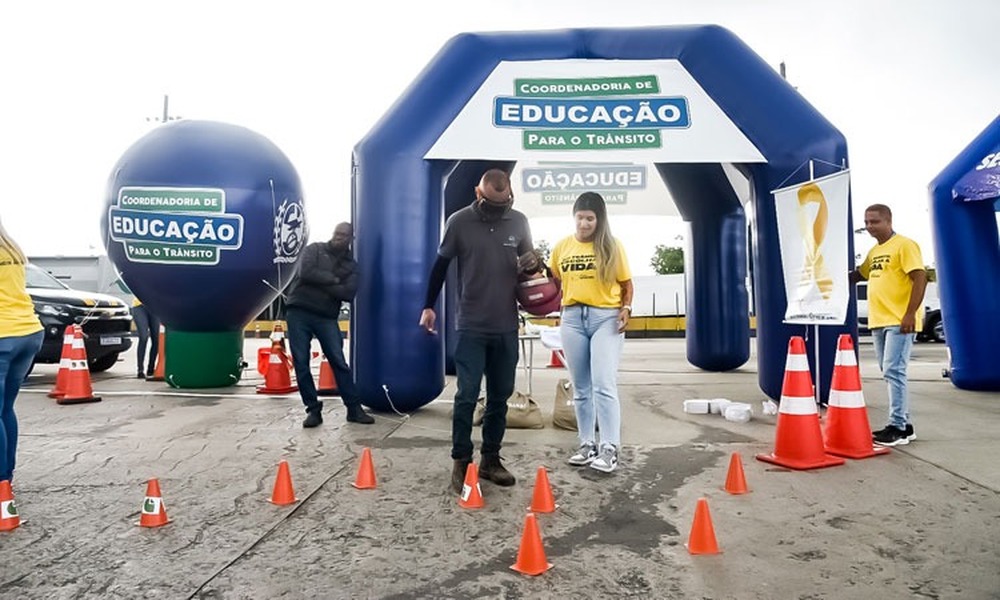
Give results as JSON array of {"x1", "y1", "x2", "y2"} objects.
[
  {"x1": 352, "y1": 26, "x2": 854, "y2": 411},
  {"x1": 928, "y1": 115, "x2": 1000, "y2": 391}
]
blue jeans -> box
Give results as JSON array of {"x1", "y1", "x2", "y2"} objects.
[
  {"x1": 285, "y1": 307, "x2": 360, "y2": 414},
  {"x1": 0, "y1": 330, "x2": 43, "y2": 482},
  {"x1": 560, "y1": 305, "x2": 624, "y2": 447},
  {"x1": 132, "y1": 305, "x2": 160, "y2": 374},
  {"x1": 452, "y1": 331, "x2": 518, "y2": 460},
  {"x1": 872, "y1": 326, "x2": 915, "y2": 429}
]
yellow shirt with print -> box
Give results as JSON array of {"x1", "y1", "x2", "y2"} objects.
[
  {"x1": 859, "y1": 233, "x2": 924, "y2": 330},
  {"x1": 548, "y1": 236, "x2": 631, "y2": 308},
  {"x1": 0, "y1": 246, "x2": 43, "y2": 338}
]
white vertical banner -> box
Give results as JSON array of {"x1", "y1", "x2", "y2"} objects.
[{"x1": 772, "y1": 170, "x2": 851, "y2": 325}]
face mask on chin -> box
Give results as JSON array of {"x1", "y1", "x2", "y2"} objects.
[{"x1": 477, "y1": 198, "x2": 512, "y2": 221}]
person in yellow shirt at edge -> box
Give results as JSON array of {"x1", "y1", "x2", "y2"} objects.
[
  {"x1": 548, "y1": 192, "x2": 633, "y2": 473},
  {"x1": 131, "y1": 298, "x2": 160, "y2": 379},
  {"x1": 850, "y1": 203, "x2": 926, "y2": 447},
  {"x1": 0, "y1": 219, "x2": 44, "y2": 489}
]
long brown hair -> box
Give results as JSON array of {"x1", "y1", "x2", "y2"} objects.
[{"x1": 573, "y1": 192, "x2": 618, "y2": 285}]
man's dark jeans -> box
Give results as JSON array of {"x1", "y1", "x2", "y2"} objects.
[
  {"x1": 452, "y1": 330, "x2": 519, "y2": 460},
  {"x1": 286, "y1": 306, "x2": 360, "y2": 414}
]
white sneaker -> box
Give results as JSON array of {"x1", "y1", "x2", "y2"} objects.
[
  {"x1": 567, "y1": 442, "x2": 598, "y2": 466},
  {"x1": 589, "y1": 443, "x2": 618, "y2": 473}
]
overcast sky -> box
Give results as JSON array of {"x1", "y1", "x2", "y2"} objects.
[{"x1": 2, "y1": 0, "x2": 998, "y2": 274}]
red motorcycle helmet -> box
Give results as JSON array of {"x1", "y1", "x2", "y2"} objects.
[{"x1": 516, "y1": 276, "x2": 562, "y2": 316}]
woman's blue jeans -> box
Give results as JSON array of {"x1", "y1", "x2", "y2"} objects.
[
  {"x1": 560, "y1": 305, "x2": 624, "y2": 447},
  {"x1": 872, "y1": 326, "x2": 915, "y2": 429},
  {"x1": 0, "y1": 330, "x2": 43, "y2": 482}
]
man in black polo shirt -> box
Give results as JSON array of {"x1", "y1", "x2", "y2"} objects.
[{"x1": 419, "y1": 169, "x2": 539, "y2": 494}]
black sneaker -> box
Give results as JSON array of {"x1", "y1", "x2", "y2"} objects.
[
  {"x1": 873, "y1": 425, "x2": 909, "y2": 446},
  {"x1": 137, "y1": 371, "x2": 145, "y2": 379},
  {"x1": 346, "y1": 404, "x2": 374, "y2": 424},
  {"x1": 303, "y1": 411, "x2": 323, "y2": 428},
  {"x1": 904, "y1": 424, "x2": 916, "y2": 441}
]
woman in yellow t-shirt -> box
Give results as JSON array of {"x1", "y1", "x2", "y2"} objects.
[
  {"x1": 0, "y1": 220, "x2": 43, "y2": 486},
  {"x1": 548, "y1": 192, "x2": 633, "y2": 473}
]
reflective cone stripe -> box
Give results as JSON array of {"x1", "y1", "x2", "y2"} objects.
[
  {"x1": 57, "y1": 325, "x2": 101, "y2": 405},
  {"x1": 0, "y1": 481, "x2": 19, "y2": 531},
  {"x1": 824, "y1": 334, "x2": 889, "y2": 459},
  {"x1": 48, "y1": 329, "x2": 75, "y2": 398},
  {"x1": 756, "y1": 336, "x2": 844, "y2": 470}
]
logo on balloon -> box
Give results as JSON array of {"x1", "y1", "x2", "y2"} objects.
[
  {"x1": 108, "y1": 187, "x2": 244, "y2": 266},
  {"x1": 273, "y1": 198, "x2": 306, "y2": 264}
]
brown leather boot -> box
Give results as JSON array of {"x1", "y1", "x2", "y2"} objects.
[
  {"x1": 451, "y1": 458, "x2": 472, "y2": 494},
  {"x1": 479, "y1": 453, "x2": 515, "y2": 486}
]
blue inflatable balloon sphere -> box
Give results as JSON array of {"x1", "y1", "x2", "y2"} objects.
[{"x1": 101, "y1": 120, "x2": 306, "y2": 331}]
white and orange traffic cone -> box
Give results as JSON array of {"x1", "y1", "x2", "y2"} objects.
[
  {"x1": 823, "y1": 334, "x2": 890, "y2": 459},
  {"x1": 138, "y1": 478, "x2": 170, "y2": 528},
  {"x1": 149, "y1": 325, "x2": 166, "y2": 382},
  {"x1": 545, "y1": 350, "x2": 565, "y2": 369},
  {"x1": 56, "y1": 325, "x2": 101, "y2": 405},
  {"x1": 0, "y1": 480, "x2": 21, "y2": 532},
  {"x1": 256, "y1": 329, "x2": 297, "y2": 394},
  {"x1": 756, "y1": 336, "x2": 844, "y2": 470},
  {"x1": 47, "y1": 328, "x2": 74, "y2": 399}
]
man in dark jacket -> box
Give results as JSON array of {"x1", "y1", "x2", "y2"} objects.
[{"x1": 285, "y1": 222, "x2": 374, "y2": 428}]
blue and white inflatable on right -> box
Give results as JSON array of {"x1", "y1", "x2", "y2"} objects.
[{"x1": 929, "y1": 115, "x2": 1000, "y2": 391}]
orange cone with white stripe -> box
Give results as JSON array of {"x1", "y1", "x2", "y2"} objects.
[
  {"x1": 756, "y1": 336, "x2": 844, "y2": 470},
  {"x1": 317, "y1": 355, "x2": 339, "y2": 396},
  {"x1": 823, "y1": 334, "x2": 890, "y2": 459},
  {"x1": 56, "y1": 325, "x2": 102, "y2": 405},
  {"x1": 138, "y1": 478, "x2": 170, "y2": 528},
  {"x1": 256, "y1": 331, "x2": 297, "y2": 395},
  {"x1": 0, "y1": 480, "x2": 20, "y2": 532},
  {"x1": 47, "y1": 328, "x2": 74, "y2": 398},
  {"x1": 458, "y1": 463, "x2": 484, "y2": 509}
]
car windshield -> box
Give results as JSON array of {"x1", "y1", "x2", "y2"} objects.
[{"x1": 25, "y1": 264, "x2": 70, "y2": 290}]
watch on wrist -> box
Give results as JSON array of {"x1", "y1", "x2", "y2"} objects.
[{"x1": 622, "y1": 305, "x2": 632, "y2": 314}]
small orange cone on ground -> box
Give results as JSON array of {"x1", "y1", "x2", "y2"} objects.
[
  {"x1": 351, "y1": 448, "x2": 377, "y2": 490},
  {"x1": 686, "y1": 497, "x2": 720, "y2": 555},
  {"x1": 0, "y1": 480, "x2": 21, "y2": 532},
  {"x1": 317, "y1": 355, "x2": 339, "y2": 396},
  {"x1": 511, "y1": 513, "x2": 553, "y2": 575},
  {"x1": 47, "y1": 328, "x2": 74, "y2": 399},
  {"x1": 528, "y1": 466, "x2": 557, "y2": 513},
  {"x1": 256, "y1": 327, "x2": 298, "y2": 394},
  {"x1": 149, "y1": 325, "x2": 166, "y2": 382},
  {"x1": 823, "y1": 334, "x2": 890, "y2": 459},
  {"x1": 756, "y1": 336, "x2": 844, "y2": 470},
  {"x1": 138, "y1": 478, "x2": 170, "y2": 528},
  {"x1": 723, "y1": 452, "x2": 750, "y2": 495},
  {"x1": 57, "y1": 325, "x2": 101, "y2": 405},
  {"x1": 545, "y1": 350, "x2": 565, "y2": 368},
  {"x1": 458, "y1": 463, "x2": 484, "y2": 509},
  {"x1": 270, "y1": 460, "x2": 299, "y2": 505}
]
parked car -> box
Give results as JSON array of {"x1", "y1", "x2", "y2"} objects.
[
  {"x1": 856, "y1": 281, "x2": 944, "y2": 343},
  {"x1": 26, "y1": 264, "x2": 133, "y2": 372}
]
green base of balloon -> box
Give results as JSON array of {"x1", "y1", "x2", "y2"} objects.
[{"x1": 165, "y1": 330, "x2": 244, "y2": 388}]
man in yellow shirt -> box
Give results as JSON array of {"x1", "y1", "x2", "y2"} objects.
[{"x1": 850, "y1": 204, "x2": 927, "y2": 446}]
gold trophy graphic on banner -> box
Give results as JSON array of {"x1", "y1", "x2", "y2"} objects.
[{"x1": 796, "y1": 183, "x2": 833, "y2": 300}]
